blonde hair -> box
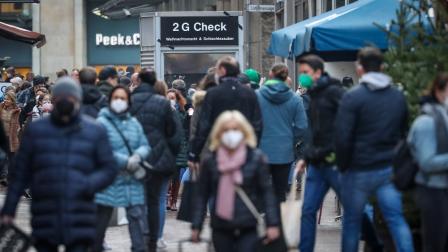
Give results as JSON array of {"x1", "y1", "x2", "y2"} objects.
[{"x1": 208, "y1": 110, "x2": 257, "y2": 151}]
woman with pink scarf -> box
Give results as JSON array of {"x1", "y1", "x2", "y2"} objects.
[{"x1": 191, "y1": 110, "x2": 280, "y2": 252}]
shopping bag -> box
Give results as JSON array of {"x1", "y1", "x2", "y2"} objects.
[
  {"x1": 177, "y1": 169, "x2": 198, "y2": 222},
  {"x1": 178, "y1": 239, "x2": 213, "y2": 252},
  {"x1": 0, "y1": 223, "x2": 32, "y2": 252},
  {"x1": 280, "y1": 170, "x2": 305, "y2": 251}
]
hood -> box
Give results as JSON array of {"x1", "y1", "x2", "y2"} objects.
[
  {"x1": 309, "y1": 73, "x2": 341, "y2": 94},
  {"x1": 360, "y1": 72, "x2": 392, "y2": 90},
  {"x1": 98, "y1": 107, "x2": 130, "y2": 121},
  {"x1": 82, "y1": 84, "x2": 103, "y2": 104},
  {"x1": 193, "y1": 90, "x2": 206, "y2": 108},
  {"x1": 259, "y1": 81, "x2": 293, "y2": 104}
]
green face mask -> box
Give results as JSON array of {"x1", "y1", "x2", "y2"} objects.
[{"x1": 298, "y1": 74, "x2": 314, "y2": 89}]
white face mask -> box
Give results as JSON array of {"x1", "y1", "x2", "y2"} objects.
[
  {"x1": 221, "y1": 130, "x2": 244, "y2": 150},
  {"x1": 110, "y1": 99, "x2": 128, "y2": 114}
]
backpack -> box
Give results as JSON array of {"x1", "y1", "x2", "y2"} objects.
[
  {"x1": 392, "y1": 140, "x2": 418, "y2": 190},
  {"x1": 393, "y1": 105, "x2": 448, "y2": 190}
]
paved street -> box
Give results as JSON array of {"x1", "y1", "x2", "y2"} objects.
[{"x1": 1, "y1": 188, "x2": 345, "y2": 252}]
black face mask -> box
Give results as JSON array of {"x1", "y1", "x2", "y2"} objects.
[{"x1": 51, "y1": 99, "x2": 77, "y2": 124}]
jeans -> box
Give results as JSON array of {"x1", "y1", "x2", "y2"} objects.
[
  {"x1": 212, "y1": 228, "x2": 258, "y2": 252},
  {"x1": 299, "y1": 164, "x2": 341, "y2": 252},
  {"x1": 340, "y1": 167, "x2": 414, "y2": 252},
  {"x1": 34, "y1": 241, "x2": 89, "y2": 252},
  {"x1": 300, "y1": 165, "x2": 383, "y2": 252},
  {"x1": 415, "y1": 185, "x2": 448, "y2": 252},
  {"x1": 158, "y1": 177, "x2": 170, "y2": 238},
  {"x1": 94, "y1": 204, "x2": 147, "y2": 252},
  {"x1": 181, "y1": 168, "x2": 191, "y2": 182},
  {"x1": 269, "y1": 163, "x2": 292, "y2": 204},
  {"x1": 146, "y1": 172, "x2": 169, "y2": 252}
]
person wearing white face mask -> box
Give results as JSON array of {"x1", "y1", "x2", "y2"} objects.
[
  {"x1": 191, "y1": 110, "x2": 281, "y2": 252},
  {"x1": 93, "y1": 86, "x2": 151, "y2": 252}
]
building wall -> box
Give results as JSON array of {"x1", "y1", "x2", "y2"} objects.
[
  {"x1": 30, "y1": 0, "x2": 277, "y2": 80},
  {"x1": 33, "y1": 0, "x2": 86, "y2": 80}
]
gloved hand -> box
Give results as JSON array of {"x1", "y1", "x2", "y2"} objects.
[{"x1": 126, "y1": 154, "x2": 141, "y2": 173}]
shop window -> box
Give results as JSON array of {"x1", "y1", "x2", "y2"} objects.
[
  {"x1": 336, "y1": 0, "x2": 345, "y2": 8},
  {"x1": 324, "y1": 0, "x2": 333, "y2": 11},
  {"x1": 14, "y1": 3, "x2": 23, "y2": 10},
  {"x1": 303, "y1": 1, "x2": 309, "y2": 19},
  {"x1": 164, "y1": 53, "x2": 234, "y2": 88},
  {"x1": 349, "y1": 0, "x2": 358, "y2": 3}
]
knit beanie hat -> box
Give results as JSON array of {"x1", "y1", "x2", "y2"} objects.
[{"x1": 52, "y1": 77, "x2": 82, "y2": 101}]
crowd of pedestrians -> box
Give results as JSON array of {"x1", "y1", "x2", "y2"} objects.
[{"x1": 0, "y1": 46, "x2": 447, "y2": 252}]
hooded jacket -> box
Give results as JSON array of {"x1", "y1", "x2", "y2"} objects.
[
  {"x1": 305, "y1": 73, "x2": 345, "y2": 166},
  {"x1": 80, "y1": 84, "x2": 108, "y2": 118},
  {"x1": 256, "y1": 80, "x2": 308, "y2": 164},
  {"x1": 335, "y1": 72, "x2": 408, "y2": 171}
]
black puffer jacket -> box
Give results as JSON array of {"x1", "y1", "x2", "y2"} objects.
[
  {"x1": 80, "y1": 84, "x2": 108, "y2": 118},
  {"x1": 305, "y1": 73, "x2": 345, "y2": 166},
  {"x1": 130, "y1": 83, "x2": 182, "y2": 175},
  {"x1": 189, "y1": 77, "x2": 263, "y2": 162},
  {"x1": 1, "y1": 115, "x2": 118, "y2": 245},
  {"x1": 192, "y1": 147, "x2": 279, "y2": 230}
]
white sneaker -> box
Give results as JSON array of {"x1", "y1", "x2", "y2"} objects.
[{"x1": 157, "y1": 239, "x2": 168, "y2": 249}]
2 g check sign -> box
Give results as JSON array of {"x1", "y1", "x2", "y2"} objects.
[
  {"x1": 171, "y1": 22, "x2": 228, "y2": 32},
  {"x1": 160, "y1": 16, "x2": 239, "y2": 46}
]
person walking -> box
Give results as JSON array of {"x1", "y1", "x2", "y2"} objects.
[
  {"x1": 188, "y1": 56, "x2": 263, "y2": 169},
  {"x1": 0, "y1": 77, "x2": 118, "y2": 252},
  {"x1": 191, "y1": 110, "x2": 280, "y2": 252},
  {"x1": 31, "y1": 93, "x2": 52, "y2": 121},
  {"x1": 93, "y1": 86, "x2": 151, "y2": 252},
  {"x1": 335, "y1": 47, "x2": 413, "y2": 252},
  {"x1": 166, "y1": 88, "x2": 189, "y2": 211},
  {"x1": 130, "y1": 68, "x2": 182, "y2": 252},
  {"x1": 294, "y1": 54, "x2": 346, "y2": 252},
  {"x1": 0, "y1": 91, "x2": 20, "y2": 185},
  {"x1": 79, "y1": 67, "x2": 108, "y2": 118},
  {"x1": 256, "y1": 63, "x2": 308, "y2": 203},
  {"x1": 408, "y1": 72, "x2": 448, "y2": 252}
]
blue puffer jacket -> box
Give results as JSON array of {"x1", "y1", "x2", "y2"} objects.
[
  {"x1": 256, "y1": 80, "x2": 308, "y2": 164},
  {"x1": 95, "y1": 108, "x2": 150, "y2": 207},
  {"x1": 1, "y1": 115, "x2": 118, "y2": 246}
]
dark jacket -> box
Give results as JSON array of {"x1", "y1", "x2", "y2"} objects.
[
  {"x1": 335, "y1": 72, "x2": 408, "y2": 171},
  {"x1": 192, "y1": 147, "x2": 279, "y2": 230},
  {"x1": 19, "y1": 89, "x2": 35, "y2": 126},
  {"x1": 97, "y1": 81, "x2": 114, "y2": 97},
  {"x1": 305, "y1": 73, "x2": 345, "y2": 166},
  {"x1": 130, "y1": 83, "x2": 182, "y2": 175},
  {"x1": 189, "y1": 77, "x2": 263, "y2": 161},
  {"x1": 1, "y1": 115, "x2": 118, "y2": 245},
  {"x1": 256, "y1": 80, "x2": 308, "y2": 164},
  {"x1": 80, "y1": 84, "x2": 108, "y2": 118}
]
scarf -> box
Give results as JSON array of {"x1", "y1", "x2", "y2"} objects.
[{"x1": 215, "y1": 144, "x2": 247, "y2": 221}]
